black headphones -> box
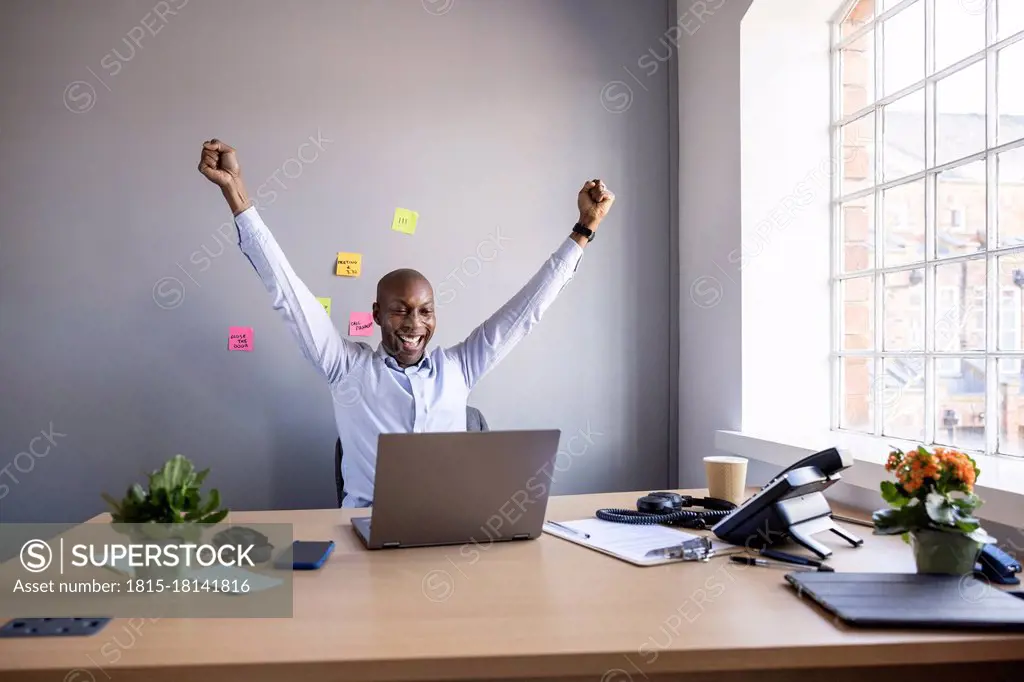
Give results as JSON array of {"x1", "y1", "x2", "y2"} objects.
[{"x1": 595, "y1": 492, "x2": 737, "y2": 530}]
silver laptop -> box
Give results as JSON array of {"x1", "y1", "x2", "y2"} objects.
[{"x1": 352, "y1": 429, "x2": 561, "y2": 549}]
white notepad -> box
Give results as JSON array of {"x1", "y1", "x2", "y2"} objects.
[{"x1": 543, "y1": 518, "x2": 742, "y2": 566}]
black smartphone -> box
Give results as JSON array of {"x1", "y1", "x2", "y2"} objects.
[{"x1": 274, "y1": 540, "x2": 335, "y2": 570}]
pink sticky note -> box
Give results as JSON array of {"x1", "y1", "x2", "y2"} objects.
[
  {"x1": 348, "y1": 312, "x2": 374, "y2": 337},
  {"x1": 228, "y1": 326, "x2": 254, "y2": 351}
]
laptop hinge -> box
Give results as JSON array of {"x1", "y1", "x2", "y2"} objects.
[
  {"x1": 513, "y1": 533, "x2": 530, "y2": 540},
  {"x1": 382, "y1": 541, "x2": 400, "y2": 549}
]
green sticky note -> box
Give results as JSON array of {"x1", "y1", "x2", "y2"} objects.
[
  {"x1": 391, "y1": 207, "x2": 418, "y2": 235},
  {"x1": 317, "y1": 297, "x2": 332, "y2": 316}
]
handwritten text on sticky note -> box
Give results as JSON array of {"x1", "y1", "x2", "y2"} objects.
[
  {"x1": 228, "y1": 326, "x2": 253, "y2": 352},
  {"x1": 317, "y1": 297, "x2": 332, "y2": 316},
  {"x1": 348, "y1": 312, "x2": 374, "y2": 336},
  {"x1": 335, "y1": 252, "x2": 362, "y2": 277},
  {"x1": 391, "y1": 208, "x2": 418, "y2": 235}
]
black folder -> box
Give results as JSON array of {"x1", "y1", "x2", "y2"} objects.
[{"x1": 786, "y1": 572, "x2": 1024, "y2": 631}]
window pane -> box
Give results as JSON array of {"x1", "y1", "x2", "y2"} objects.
[
  {"x1": 883, "y1": 179, "x2": 925, "y2": 266},
  {"x1": 841, "y1": 197, "x2": 875, "y2": 273},
  {"x1": 884, "y1": 268, "x2": 925, "y2": 349},
  {"x1": 842, "y1": 276, "x2": 874, "y2": 350},
  {"x1": 936, "y1": 259, "x2": 986, "y2": 352},
  {"x1": 883, "y1": 89, "x2": 924, "y2": 181},
  {"x1": 934, "y1": 0, "x2": 985, "y2": 72},
  {"x1": 936, "y1": 61, "x2": 986, "y2": 166},
  {"x1": 997, "y1": 254, "x2": 1024, "y2": 350},
  {"x1": 997, "y1": 146, "x2": 1024, "y2": 247},
  {"x1": 998, "y1": 358, "x2": 1024, "y2": 456},
  {"x1": 883, "y1": 1, "x2": 924, "y2": 96},
  {"x1": 936, "y1": 359, "x2": 986, "y2": 452},
  {"x1": 882, "y1": 356, "x2": 925, "y2": 441},
  {"x1": 840, "y1": 356, "x2": 874, "y2": 432},
  {"x1": 998, "y1": 40, "x2": 1024, "y2": 144},
  {"x1": 842, "y1": 0, "x2": 875, "y2": 39},
  {"x1": 840, "y1": 114, "x2": 875, "y2": 195},
  {"x1": 841, "y1": 31, "x2": 875, "y2": 116},
  {"x1": 999, "y1": 0, "x2": 1024, "y2": 40},
  {"x1": 936, "y1": 161, "x2": 986, "y2": 258}
]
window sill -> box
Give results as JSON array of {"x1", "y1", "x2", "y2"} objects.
[{"x1": 714, "y1": 429, "x2": 1024, "y2": 528}]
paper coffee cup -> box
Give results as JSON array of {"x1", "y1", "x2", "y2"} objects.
[{"x1": 704, "y1": 455, "x2": 748, "y2": 505}]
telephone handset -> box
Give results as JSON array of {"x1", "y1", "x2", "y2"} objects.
[{"x1": 711, "y1": 447, "x2": 864, "y2": 559}]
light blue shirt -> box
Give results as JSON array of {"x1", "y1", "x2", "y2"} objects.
[{"x1": 234, "y1": 207, "x2": 584, "y2": 507}]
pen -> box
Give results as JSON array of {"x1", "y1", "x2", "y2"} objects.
[
  {"x1": 730, "y1": 556, "x2": 816, "y2": 571},
  {"x1": 545, "y1": 521, "x2": 590, "y2": 539},
  {"x1": 760, "y1": 548, "x2": 834, "y2": 571}
]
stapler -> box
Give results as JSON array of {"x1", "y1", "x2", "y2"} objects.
[{"x1": 974, "y1": 544, "x2": 1021, "y2": 585}]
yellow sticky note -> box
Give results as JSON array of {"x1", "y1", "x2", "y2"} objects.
[
  {"x1": 317, "y1": 297, "x2": 332, "y2": 316},
  {"x1": 391, "y1": 208, "x2": 418, "y2": 235},
  {"x1": 335, "y1": 252, "x2": 362, "y2": 277}
]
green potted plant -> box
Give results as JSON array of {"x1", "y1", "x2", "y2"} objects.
[
  {"x1": 101, "y1": 454, "x2": 229, "y2": 579},
  {"x1": 872, "y1": 445, "x2": 995, "y2": 574}
]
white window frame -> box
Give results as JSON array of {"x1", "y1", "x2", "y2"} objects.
[{"x1": 830, "y1": 0, "x2": 1024, "y2": 457}]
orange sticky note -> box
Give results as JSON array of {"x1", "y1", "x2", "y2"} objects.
[
  {"x1": 228, "y1": 326, "x2": 253, "y2": 352},
  {"x1": 348, "y1": 312, "x2": 374, "y2": 337},
  {"x1": 391, "y1": 208, "x2": 418, "y2": 235},
  {"x1": 336, "y1": 252, "x2": 362, "y2": 277}
]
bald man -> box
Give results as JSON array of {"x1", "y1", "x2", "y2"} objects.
[{"x1": 198, "y1": 139, "x2": 615, "y2": 507}]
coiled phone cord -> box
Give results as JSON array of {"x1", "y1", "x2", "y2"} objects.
[{"x1": 595, "y1": 493, "x2": 737, "y2": 530}]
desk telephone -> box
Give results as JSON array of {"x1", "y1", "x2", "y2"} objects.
[{"x1": 596, "y1": 447, "x2": 863, "y2": 559}]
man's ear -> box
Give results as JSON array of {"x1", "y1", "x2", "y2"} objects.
[{"x1": 372, "y1": 301, "x2": 380, "y2": 326}]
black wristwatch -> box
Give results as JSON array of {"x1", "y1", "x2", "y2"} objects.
[{"x1": 572, "y1": 222, "x2": 596, "y2": 242}]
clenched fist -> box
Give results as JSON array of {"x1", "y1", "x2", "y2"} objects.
[
  {"x1": 198, "y1": 139, "x2": 242, "y2": 188},
  {"x1": 198, "y1": 139, "x2": 251, "y2": 215},
  {"x1": 578, "y1": 179, "x2": 615, "y2": 229}
]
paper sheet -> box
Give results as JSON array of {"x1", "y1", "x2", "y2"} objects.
[
  {"x1": 543, "y1": 518, "x2": 741, "y2": 566},
  {"x1": 391, "y1": 208, "x2": 418, "y2": 235},
  {"x1": 335, "y1": 253, "x2": 362, "y2": 277},
  {"x1": 228, "y1": 326, "x2": 253, "y2": 352},
  {"x1": 317, "y1": 297, "x2": 332, "y2": 316},
  {"x1": 348, "y1": 312, "x2": 374, "y2": 336}
]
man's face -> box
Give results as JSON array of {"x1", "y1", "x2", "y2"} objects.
[{"x1": 373, "y1": 276, "x2": 435, "y2": 367}]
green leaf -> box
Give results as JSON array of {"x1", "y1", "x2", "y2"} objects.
[
  {"x1": 880, "y1": 480, "x2": 907, "y2": 507},
  {"x1": 925, "y1": 492, "x2": 956, "y2": 526},
  {"x1": 201, "y1": 509, "x2": 229, "y2": 525},
  {"x1": 162, "y1": 455, "x2": 191, "y2": 489}
]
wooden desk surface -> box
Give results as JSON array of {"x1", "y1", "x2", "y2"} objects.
[{"x1": 1, "y1": 490, "x2": 1022, "y2": 682}]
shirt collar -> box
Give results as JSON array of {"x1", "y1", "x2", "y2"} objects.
[{"x1": 376, "y1": 343, "x2": 432, "y2": 372}]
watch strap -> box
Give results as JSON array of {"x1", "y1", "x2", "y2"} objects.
[{"x1": 572, "y1": 222, "x2": 595, "y2": 242}]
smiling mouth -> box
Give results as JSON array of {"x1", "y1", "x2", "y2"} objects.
[{"x1": 397, "y1": 334, "x2": 424, "y2": 353}]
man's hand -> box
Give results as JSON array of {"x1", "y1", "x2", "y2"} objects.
[
  {"x1": 198, "y1": 139, "x2": 251, "y2": 216},
  {"x1": 578, "y1": 179, "x2": 615, "y2": 230}
]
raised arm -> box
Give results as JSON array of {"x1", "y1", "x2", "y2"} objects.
[
  {"x1": 446, "y1": 179, "x2": 615, "y2": 388},
  {"x1": 198, "y1": 139, "x2": 359, "y2": 384}
]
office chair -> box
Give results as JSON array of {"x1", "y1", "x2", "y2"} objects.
[{"x1": 335, "y1": 406, "x2": 489, "y2": 508}]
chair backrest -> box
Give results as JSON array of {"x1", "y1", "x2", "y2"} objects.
[{"x1": 335, "y1": 405, "x2": 489, "y2": 508}]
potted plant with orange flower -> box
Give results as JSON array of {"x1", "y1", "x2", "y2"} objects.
[{"x1": 872, "y1": 446, "x2": 995, "y2": 574}]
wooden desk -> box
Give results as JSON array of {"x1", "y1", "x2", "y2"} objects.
[{"x1": 2, "y1": 490, "x2": 1022, "y2": 682}]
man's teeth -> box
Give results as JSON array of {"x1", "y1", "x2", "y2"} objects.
[{"x1": 398, "y1": 335, "x2": 422, "y2": 346}]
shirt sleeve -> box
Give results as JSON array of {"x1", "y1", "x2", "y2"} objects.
[
  {"x1": 445, "y1": 237, "x2": 584, "y2": 389},
  {"x1": 234, "y1": 206, "x2": 359, "y2": 384}
]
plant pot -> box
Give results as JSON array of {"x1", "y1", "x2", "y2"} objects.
[{"x1": 910, "y1": 529, "x2": 981, "y2": 575}]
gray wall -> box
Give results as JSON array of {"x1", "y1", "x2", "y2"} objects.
[
  {"x1": 0, "y1": 0, "x2": 674, "y2": 522},
  {"x1": 676, "y1": 0, "x2": 754, "y2": 488}
]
